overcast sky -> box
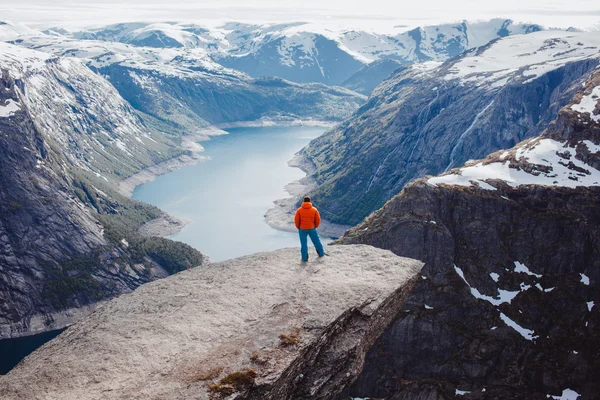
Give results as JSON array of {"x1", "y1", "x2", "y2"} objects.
[{"x1": 2, "y1": 0, "x2": 599, "y2": 30}]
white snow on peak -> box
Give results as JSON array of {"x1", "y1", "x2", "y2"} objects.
[
  {"x1": 0, "y1": 99, "x2": 21, "y2": 118},
  {"x1": 490, "y1": 272, "x2": 500, "y2": 282},
  {"x1": 580, "y1": 273, "x2": 590, "y2": 285},
  {"x1": 587, "y1": 301, "x2": 595, "y2": 312},
  {"x1": 0, "y1": 40, "x2": 156, "y2": 177},
  {"x1": 571, "y1": 85, "x2": 600, "y2": 122},
  {"x1": 547, "y1": 389, "x2": 581, "y2": 400},
  {"x1": 444, "y1": 31, "x2": 600, "y2": 88},
  {"x1": 514, "y1": 261, "x2": 543, "y2": 278},
  {"x1": 0, "y1": 41, "x2": 52, "y2": 79},
  {"x1": 8, "y1": 35, "x2": 243, "y2": 80},
  {"x1": 428, "y1": 137, "x2": 600, "y2": 190},
  {"x1": 0, "y1": 20, "x2": 42, "y2": 41},
  {"x1": 500, "y1": 312, "x2": 538, "y2": 341},
  {"x1": 23, "y1": 19, "x2": 548, "y2": 69}
]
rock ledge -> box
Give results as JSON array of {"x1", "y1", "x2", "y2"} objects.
[{"x1": 0, "y1": 245, "x2": 422, "y2": 400}]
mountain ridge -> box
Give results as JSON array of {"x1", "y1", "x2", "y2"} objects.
[{"x1": 301, "y1": 30, "x2": 600, "y2": 225}]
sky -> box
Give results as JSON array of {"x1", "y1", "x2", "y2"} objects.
[{"x1": 1, "y1": 0, "x2": 599, "y2": 31}]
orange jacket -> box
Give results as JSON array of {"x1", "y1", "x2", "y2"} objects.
[{"x1": 295, "y1": 202, "x2": 321, "y2": 230}]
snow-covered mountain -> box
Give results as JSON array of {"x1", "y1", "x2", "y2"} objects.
[
  {"x1": 301, "y1": 30, "x2": 600, "y2": 225},
  {"x1": 7, "y1": 27, "x2": 364, "y2": 132},
  {"x1": 51, "y1": 19, "x2": 544, "y2": 88},
  {"x1": 0, "y1": 41, "x2": 176, "y2": 182}
]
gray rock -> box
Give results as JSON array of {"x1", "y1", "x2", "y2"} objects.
[{"x1": 0, "y1": 245, "x2": 422, "y2": 400}]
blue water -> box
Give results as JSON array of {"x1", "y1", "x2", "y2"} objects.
[
  {"x1": 0, "y1": 329, "x2": 65, "y2": 375},
  {"x1": 132, "y1": 126, "x2": 331, "y2": 262}
]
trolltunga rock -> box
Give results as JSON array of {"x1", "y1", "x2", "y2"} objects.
[{"x1": 0, "y1": 245, "x2": 422, "y2": 400}]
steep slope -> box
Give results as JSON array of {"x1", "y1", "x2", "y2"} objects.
[
  {"x1": 337, "y1": 73, "x2": 600, "y2": 399},
  {"x1": 57, "y1": 19, "x2": 542, "y2": 87},
  {"x1": 302, "y1": 30, "x2": 600, "y2": 225},
  {"x1": 0, "y1": 43, "x2": 206, "y2": 339},
  {"x1": 0, "y1": 246, "x2": 422, "y2": 400},
  {"x1": 10, "y1": 34, "x2": 364, "y2": 134},
  {"x1": 341, "y1": 59, "x2": 404, "y2": 95}
]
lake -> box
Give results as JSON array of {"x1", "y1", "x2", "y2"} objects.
[
  {"x1": 132, "y1": 126, "x2": 331, "y2": 262},
  {"x1": 0, "y1": 329, "x2": 65, "y2": 375}
]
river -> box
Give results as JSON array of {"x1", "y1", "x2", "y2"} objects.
[{"x1": 132, "y1": 125, "x2": 331, "y2": 262}]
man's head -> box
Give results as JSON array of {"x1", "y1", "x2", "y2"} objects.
[{"x1": 303, "y1": 196, "x2": 311, "y2": 203}]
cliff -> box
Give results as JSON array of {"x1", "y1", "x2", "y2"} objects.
[
  {"x1": 0, "y1": 245, "x2": 422, "y2": 399},
  {"x1": 0, "y1": 43, "x2": 207, "y2": 339},
  {"x1": 337, "y1": 72, "x2": 600, "y2": 399}
]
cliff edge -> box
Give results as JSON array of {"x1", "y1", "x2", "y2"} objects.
[{"x1": 0, "y1": 245, "x2": 422, "y2": 400}]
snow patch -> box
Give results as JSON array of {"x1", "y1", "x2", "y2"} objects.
[
  {"x1": 571, "y1": 86, "x2": 600, "y2": 122},
  {"x1": 514, "y1": 261, "x2": 543, "y2": 278},
  {"x1": 454, "y1": 265, "x2": 520, "y2": 306},
  {"x1": 580, "y1": 273, "x2": 590, "y2": 285},
  {"x1": 428, "y1": 138, "x2": 600, "y2": 189},
  {"x1": 0, "y1": 99, "x2": 21, "y2": 118},
  {"x1": 547, "y1": 389, "x2": 581, "y2": 400},
  {"x1": 500, "y1": 312, "x2": 538, "y2": 341},
  {"x1": 587, "y1": 301, "x2": 595, "y2": 312}
]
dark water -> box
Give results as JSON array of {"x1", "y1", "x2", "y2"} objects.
[
  {"x1": 0, "y1": 329, "x2": 65, "y2": 375},
  {"x1": 133, "y1": 126, "x2": 331, "y2": 262}
]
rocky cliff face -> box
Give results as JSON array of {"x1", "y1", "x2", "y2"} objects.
[
  {"x1": 0, "y1": 43, "x2": 207, "y2": 339},
  {"x1": 302, "y1": 30, "x2": 600, "y2": 225},
  {"x1": 336, "y1": 73, "x2": 600, "y2": 399},
  {"x1": 0, "y1": 246, "x2": 423, "y2": 400}
]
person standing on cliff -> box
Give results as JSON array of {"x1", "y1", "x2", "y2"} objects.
[{"x1": 294, "y1": 196, "x2": 326, "y2": 262}]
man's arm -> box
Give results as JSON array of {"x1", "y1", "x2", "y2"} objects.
[
  {"x1": 314, "y1": 208, "x2": 321, "y2": 228},
  {"x1": 294, "y1": 210, "x2": 301, "y2": 229}
]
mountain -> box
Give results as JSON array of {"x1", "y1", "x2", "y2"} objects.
[
  {"x1": 341, "y1": 58, "x2": 404, "y2": 95},
  {"x1": 55, "y1": 19, "x2": 543, "y2": 89},
  {"x1": 337, "y1": 71, "x2": 600, "y2": 399},
  {"x1": 0, "y1": 246, "x2": 422, "y2": 399},
  {"x1": 0, "y1": 42, "x2": 206, "y2": 339},
  {"x1": 10, "y1": 32, "x2": 364, "y2": 134},
  {"x1": 301, "y1": 30, "x2": 600, "y2": 225}
]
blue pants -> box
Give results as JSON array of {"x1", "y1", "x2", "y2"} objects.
[{"x1": 299, "y1": 228, "x2": 324, "y2": 261}]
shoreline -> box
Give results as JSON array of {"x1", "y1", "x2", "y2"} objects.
[
  {"x1": 265, "y1": 152, "x2": 352, "y2": 239},
  {"x1": 120, "y1": 119, "x2": 338, "y2": 238}
]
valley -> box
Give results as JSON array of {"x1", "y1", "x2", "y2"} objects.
[
  {"x1": 132, "y1": 125, "x2": 334, "y2": 262},
  {"x1": 0, "y1": 11, "x2": 599, "y2": 400}
]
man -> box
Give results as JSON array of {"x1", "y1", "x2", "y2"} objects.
[{"x1": 294, "y1": 196, "x2": 325, "y2": 262}]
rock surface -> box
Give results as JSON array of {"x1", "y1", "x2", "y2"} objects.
[
  {"x1": 0, "y1": 245, "x2": 422, "y2": 400},
  {"x1": 336, "y1": 74, "x2": 600, "y2": 399}
]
